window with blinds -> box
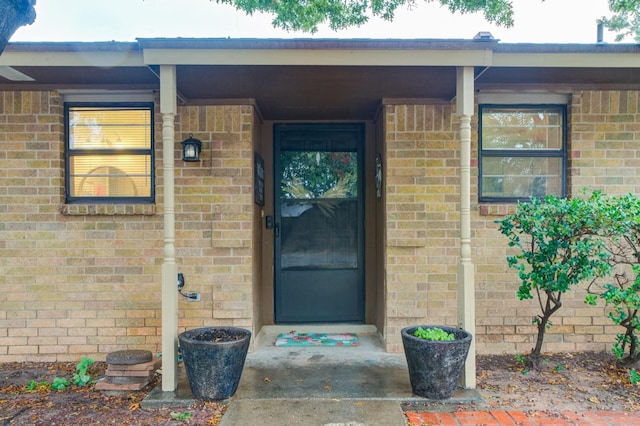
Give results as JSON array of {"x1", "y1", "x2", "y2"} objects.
[{"x1": 65, "y1": 104, "x2": 154, "y2": 203}]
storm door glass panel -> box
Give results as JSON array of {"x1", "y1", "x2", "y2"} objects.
[
  {"x1": 275, "y1": 124, "x2": 364, "y2": 324},
  {"x1": 280, "y1": 150, "x2": 358, "y2": 270}
]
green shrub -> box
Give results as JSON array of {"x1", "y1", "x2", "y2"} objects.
[{"x1": 498, "y1": 193, "x2": 611, "y2": 367}]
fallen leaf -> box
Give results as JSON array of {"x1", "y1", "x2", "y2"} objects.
[
  {"x1": 589, "y1": 397, "x2": 600, "y2": 404},
  {"x1": 129, "y1": 402, "x2": 140, "y2": 411},
  {"x1": 263, "y1": 377, "x2": 271, "y2": 383},
  {"x1": 324, "y1": 385, "x2": 332, "y2": 391},
  {"x1": 207, "y1": 413, "x2": 223, "y2": 425}
]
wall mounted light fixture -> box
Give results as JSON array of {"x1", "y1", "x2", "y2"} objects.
[{"x1": 181, "y1": 134, "x2": 202, "y2": 162}]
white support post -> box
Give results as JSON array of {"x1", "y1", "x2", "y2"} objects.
[
  {"x1": 160, "y1": 65, "x2": 179, "y2": 392},
  {"x1": 456, "y1": 66, "x2": 476, "y2": 389}
]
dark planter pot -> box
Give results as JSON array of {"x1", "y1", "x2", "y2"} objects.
[
  {"x1": 401, "y1": 325, "x2": 472, "y2": 400},
  {"x1": 178, "y1": 326, "x2": 251, "y2": 401}
]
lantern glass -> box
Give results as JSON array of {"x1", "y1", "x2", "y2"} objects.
[{"x1": 181, "y1": 136, "x2": 201, "y2": 162}]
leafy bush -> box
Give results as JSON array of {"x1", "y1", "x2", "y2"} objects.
[
  {"x1": 498, "y1": 193, "x2": 612, "y2": 367},
  {"x1": 585, "y1": 192, "x2": 640, "y2": 365}
]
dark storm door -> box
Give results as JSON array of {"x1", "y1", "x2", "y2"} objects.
[{"x1": 274, "y1": 124, "x2": 365, "y2": 323}]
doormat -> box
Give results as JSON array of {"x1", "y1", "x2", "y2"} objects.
[{"x1": 275, "y1": 332, "x2": 358, "y2": 347}]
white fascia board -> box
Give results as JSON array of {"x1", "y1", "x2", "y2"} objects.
[
  {"x1": 142, "y1": 48, "x2": 493, "y2": 67},
  {"x1": 478, "y1": 92, "x2": 571, "y2": 105},
  {"x1": 58, "y1": 89, "x2": 155, "y2": 103},
  {"x1": 493, "y1": 52, "x2": 640, "y2": 68},
  {"x1": 0, "y1": 50, "x2": 145, "y2": 68},
  {"x1": 0, "y1": 66, "x2": 35, "y2": 81}
]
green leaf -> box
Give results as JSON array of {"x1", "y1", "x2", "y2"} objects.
[
  {"x1": 170, "y1": 411, "x2": 191, "y2": 422},
  {"x1": 73, "y1": 357, "x2": 94, "y2": 386},
  {"x1": 51, "y1": 377, "x2": 70, "y2": 390}
]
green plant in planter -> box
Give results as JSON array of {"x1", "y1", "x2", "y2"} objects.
[
  {"x1": 401, "y1": 325, "x2": 472, "y2": 399},
  {"x1": 413, "y1": 326, "x2": 455, "y2": 341},
  {"x1": 498, "y1": 193, "x2": 612, "y2": 368}
]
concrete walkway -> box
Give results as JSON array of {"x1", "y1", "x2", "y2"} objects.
[
  {"x1": 217, "y1": 328, "x2": 479, "y2": 425},
  {"x1": 145, "y1": 326, "x2": 478, "y2": 425}
]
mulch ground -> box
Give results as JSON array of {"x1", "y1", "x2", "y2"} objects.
[
  {"x1": 0, "y1": 361, "x2": 225, "y2": 425},
  {"x1": 1, "y1": 351, "x2": 639, "y2": 425}
]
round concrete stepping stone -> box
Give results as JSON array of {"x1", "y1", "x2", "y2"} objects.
[{"x1": 106, "y1": 349, "x2": 152, "y2": 365}]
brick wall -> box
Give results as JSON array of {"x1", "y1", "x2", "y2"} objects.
[
  {"x1": 175, "y1": 105, "x2": 256, "y2": 332},
  {"x1": 384, "y1": 91, "x2": 640, "y2": 354},
  {"x1": 383, "y1": 103, "x2": 460, "y2": 351},
  {"x1": 0, "y1": 93, "x2": 256, "y2": 362},
  {"x1": 1, "y1": 89, "x2": 638, "y2": 361}
]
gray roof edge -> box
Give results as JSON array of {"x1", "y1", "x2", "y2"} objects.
[
  {"x1": 494, "y1": 43, "x2": 640, "y2": 54},
  {"x1": 135, "y1": 37, "x2": 501, "y2": 50},
  {"x1": 5, "y1": 38, "x2": 639, "y2": 54},
  {"x1": 4, "y1": 41, "x2": 142, "y2": 52}
]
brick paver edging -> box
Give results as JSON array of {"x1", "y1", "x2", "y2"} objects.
[{"x1": 405, "y1": 410, "x2": 640, "y2": 425}]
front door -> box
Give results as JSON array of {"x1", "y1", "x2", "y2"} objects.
[{"x1": 274, "y1": 124, "x2": 365, "y2": 323}]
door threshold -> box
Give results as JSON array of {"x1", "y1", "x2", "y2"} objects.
[{"x1": 261, "y1": 324, "x2": 376, "y2": 334}]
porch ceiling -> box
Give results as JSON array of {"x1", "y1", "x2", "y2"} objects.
[
  {"x1": 1, "y1": 62, "x2": 462, "y2": 120},
  {"x1": 174, "y1": 65, "x2": 457, "y2": 120}
]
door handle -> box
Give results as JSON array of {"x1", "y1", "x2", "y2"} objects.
[{"x1": 274, "y1": 223, "x2": 280, "y2": 237}]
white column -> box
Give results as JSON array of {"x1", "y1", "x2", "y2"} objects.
[
  {"x1": 456, "y1": 66, "x2": 476, "y2": 389},
  {"x1": 160, "y1": 65, "x2": 179, "y2": 392}
]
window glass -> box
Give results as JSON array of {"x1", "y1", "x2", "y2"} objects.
[
  {"x1": 66, "y1": 104, "x2": 154, "y2": 202},
  {"x1": 482, "y1": 109, "x2": 563, "y2": 150},
  {"x1": 479, "y1": 105, "x2": 565, "y2": 202},
  {"x1": 481, "y1": 157, "x2": 563, "y2": 199},
  {"x1": 69, "y1": 108, "x2": 151, "y2": 150}
]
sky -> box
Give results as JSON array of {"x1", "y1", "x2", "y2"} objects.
[{"x1": 10, "y1": 0, "x2": 629, "y2": 44}]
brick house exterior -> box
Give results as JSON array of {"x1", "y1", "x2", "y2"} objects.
[{"x1": 1, "y1": 38, "x2": 639, "y2": 390}]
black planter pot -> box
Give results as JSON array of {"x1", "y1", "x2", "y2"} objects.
[
  {"x1": 401, "y1": 325, "x2": 472, "y2": 400},
  {"x1": 178, "y1": 326, "x2": 251, "y2": 401}
]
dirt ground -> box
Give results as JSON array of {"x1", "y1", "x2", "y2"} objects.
[{"x1": 1, "y1": 351, "x2": 639, "y2": 425}]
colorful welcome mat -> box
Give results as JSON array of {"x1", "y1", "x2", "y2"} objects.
[{"x1": 275, "y1": 332, "x2": 358, "y2": 347}]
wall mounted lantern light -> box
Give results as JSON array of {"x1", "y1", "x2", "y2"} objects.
[{"x1": 181, "y1": 134, "x2": 202, "y2": 162}]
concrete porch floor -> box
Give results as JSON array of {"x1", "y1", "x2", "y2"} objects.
[{"x1": 143, "y1": 325, "x2": 481, "y2": 424}]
